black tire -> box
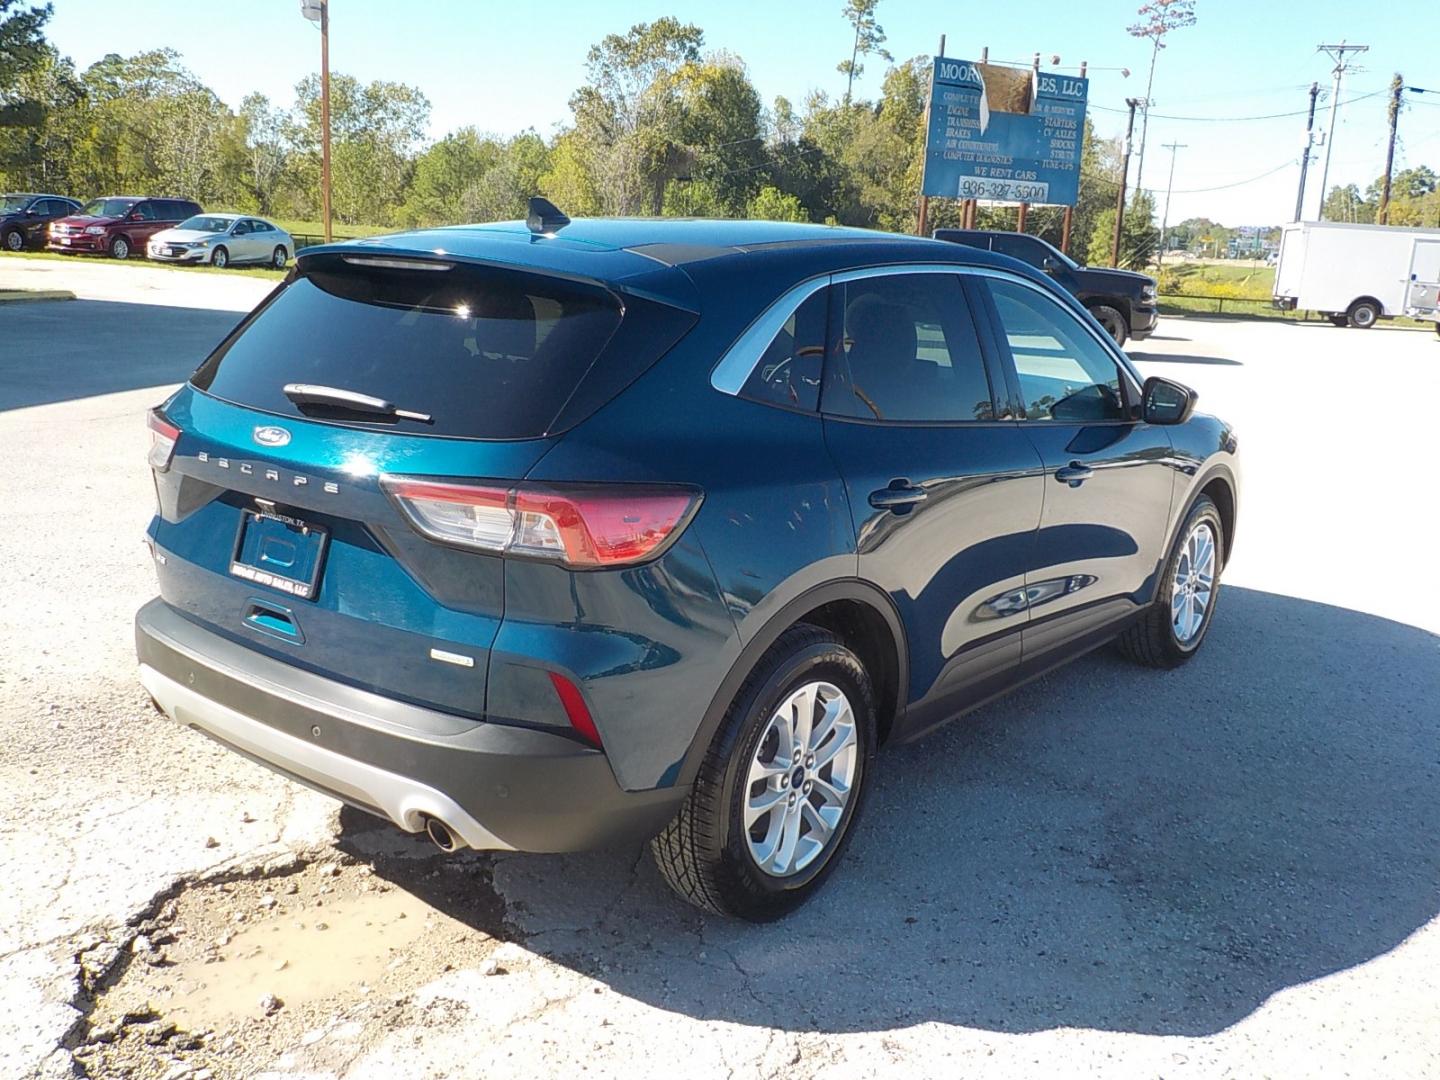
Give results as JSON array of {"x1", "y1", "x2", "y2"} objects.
[
  {"x1": 211, "y1": 245, "x2": 229, "y2": 269},
  {"x1": 272, "y1": 245, "x2": 288, "y2": 269},
  {"x1": 1089, "y1": 304, "x2": 1129, "y2": 348},
  {"x1": 1327, "y1": 313, "x2": 1349, "y2": 327},
  {"x1": 651, "y1": 624, "x2": 877, "y2": 921},
  {"x1": 1346, "y1": 299, "x2": 1380, "y2": 329},
  {"x1": 109, "y1": 235, "x2": 130, "y2": 260},
  {"x1": 1117, "y1": 495, "x2": 1224, "y2": 669},
  {"x1": 2, "y1": 228, "x2": 24, "y2": 253}
]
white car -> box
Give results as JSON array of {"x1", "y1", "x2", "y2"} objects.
[{"x1": 147, "y1": 214, "x2": 293, "y2": 269}]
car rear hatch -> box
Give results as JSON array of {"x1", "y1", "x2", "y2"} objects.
[{"x1": 147, "y1": 243, "x2": 697, "y2": 720}]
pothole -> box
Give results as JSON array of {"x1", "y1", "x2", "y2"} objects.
[{"x1": 74, "y1": 839, "x2": 512, "y2": 1079}]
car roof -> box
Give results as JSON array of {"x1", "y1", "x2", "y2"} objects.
[{"x1": 298, "y1": 217, "x2": 1035, "y2": 310}]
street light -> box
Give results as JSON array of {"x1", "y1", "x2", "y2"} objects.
[{"x1": 300, "y1": 0, "x2": 332, "y2": 243}]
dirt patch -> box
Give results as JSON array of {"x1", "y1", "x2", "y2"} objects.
[{"x1": 73, "y1": 841, "x2": 511, "y2": 1079}]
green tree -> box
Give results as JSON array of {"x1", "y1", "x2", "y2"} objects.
[
  {"x1": 837, "y1": 0, "x2": 891, "y2": 104},
  {"x1": 1088, "y1": 190, "x2": 1159, "y2": 270},
  {"x1": 401, "y1": 127, "x2": 501, "y2": 226},
  {"x1": 1321, "y1": 183, "x2": 1374, "y2": 224},
  {"x1": 0, "y1": 0, "x2": 51, "y2": 130},
  {"x1": 746, "y1": 184, "x2": 807, "y2": 221},
  {"x1": 236, "y1": 93, "x2": 289, "y2": 214},
  {"x1": 291, "y1": 72, "x2": 430, "y2": 224},
  {"x1": 568, "y1": 18, "x2": 703, "y2": 215}
]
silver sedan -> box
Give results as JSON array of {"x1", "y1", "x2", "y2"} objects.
[{"x1": 147, "y1": 214, "x2": 294, "y2": 269}]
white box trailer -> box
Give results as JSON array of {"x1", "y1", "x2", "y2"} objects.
[{"x1": 1273, "y1": 220, "x2": 1440, "y2": 330}]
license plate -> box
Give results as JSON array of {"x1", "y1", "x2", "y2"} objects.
[{"x1": 229, "y1": 509, "x2": 329, "y2": 600}]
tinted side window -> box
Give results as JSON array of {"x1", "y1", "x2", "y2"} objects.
[
  {"x1": 990, "y1": 235, "x2": 1045, "y2": 268},
  {"x1": 821, "y1": 274, "x2": 994, "y2": 423},
  {"x1": 739, "y1": 288, "x2": 826, "y2": 411},
  {"x1": 987, "y1": 279, "x2": 1126, "y2": 422},
  {"x1": 131, "y1": 202, "x2": 156, "y2": 221},
  {"x1": 250, "y1": 219, "x2": 273, "y2": 233}
]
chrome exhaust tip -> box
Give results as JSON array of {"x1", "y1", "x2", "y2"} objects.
[{"x1": 423, "y1": 815, "x2": 463, "y2": 853}]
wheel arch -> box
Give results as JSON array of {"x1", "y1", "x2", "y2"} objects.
[
  {"x1": 1348, "y1": 295, "x2": 1385, "y2": 318},
  {"x1": 675, "y1": 579, "x2": 908, "y2": 788}
]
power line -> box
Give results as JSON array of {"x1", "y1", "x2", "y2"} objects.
[
  {"x1": 1082, "y1": 158, "x2": 1296, "y2": 194},
  {"x1": 1088, "y1": 88, "x2": 1387, "y2": 122}
]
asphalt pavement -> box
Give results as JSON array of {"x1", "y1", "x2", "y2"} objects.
[{"x1": 1, "y1": 257, "x2": 1436, "y2": 1078}]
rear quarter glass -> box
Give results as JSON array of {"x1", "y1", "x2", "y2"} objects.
[{"x1": 190, "y1": 255, "x2": 694, "y2": 441}]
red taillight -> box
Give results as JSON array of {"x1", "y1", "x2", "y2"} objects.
[
  {"x1": 147, "y1": 409, "x2": 180, "y2": 471},
  {"x1": 548, "y1": 671, "x2": 602, "y2": 748},
  {"x1": 381, "y1": 477, "x2": 700, "y2": 569}
]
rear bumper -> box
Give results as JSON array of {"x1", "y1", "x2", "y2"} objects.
[{"x1": 135, "y1": 598, "x2": 685, "y2": 852}]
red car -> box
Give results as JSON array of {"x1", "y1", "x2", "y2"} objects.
[{"x1": 48, "y1": 196, "x2": 202, "y2": 260}]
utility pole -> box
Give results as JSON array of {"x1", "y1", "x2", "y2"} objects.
[
  {"x1": 1293, "y1": 82, "x2": 1320, "y2": 222},
  {"x1": 1060, "y1": 60, "x2": 1086, "y2": 256},
  {"x1": 1157, "y1": 141, "x2": 1186, "y2": 266},
  {"x1": 916, "y1": 33, "x2": 944, "y2": 238},
  {"x1": 1315, "y1": 41, "x2": 1368, "y2": 221},
  {"x1": 1377, "y1": 74, "x2": 1404, "y2": 225},
  {"x1": 300, "y1": 1, "x2": 332, "y2": 242},
  {"x1": 1111, "y1": 98, "x2": 1139, "y2": 269}
]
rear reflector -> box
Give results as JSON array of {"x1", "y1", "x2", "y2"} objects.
[
  {"x1": 548, "y1": 671, "x2": 602, "y2": 748},
  {"x1": 147, "y1": 409, "x2": 180, "y2": 471},
  {"x1": 381, "y1": 477, "x2": 700, "y2": 569}
]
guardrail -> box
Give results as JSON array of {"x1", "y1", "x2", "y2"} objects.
[{"x1": 1158, "y1": 293, "x2": 1280, "y2": 314}]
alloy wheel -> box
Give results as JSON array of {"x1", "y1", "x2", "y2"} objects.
[
  {"x1": 1171, "y1": 521, "x2": 1216, "y2": 644},
  {"x1": 744, "y1": 680, "x2": 858, "y2": 878},
  {"x1": 4, "y1": 230, "x2": 22, "y2": 252}
]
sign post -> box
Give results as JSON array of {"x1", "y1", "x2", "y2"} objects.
[
  {"x1": 920, "y1": 56, "x2": 1088, "y2": 228},
  {"x1": 301, "y1": 0, "x2": 332, "y2": 244}
]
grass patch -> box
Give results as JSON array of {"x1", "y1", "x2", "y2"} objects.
[
  {"x1": 0, "y1": 286, "x2": 74, "y2": 302},
  {"x1": 0, "y1": 249, "x2": 284, "y2": 280}
]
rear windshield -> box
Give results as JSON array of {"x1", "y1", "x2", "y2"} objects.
[{"x1": 191, "y1": 255, "x2": 624, "y2": 439}]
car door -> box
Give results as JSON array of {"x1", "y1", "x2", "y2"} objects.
[
  {"x1": 128, "y1": 200, "x2": 159, "y2": 243},
  {"x1": 227, "y1": 219, "x2": 253, "y2": 260},
  {"x1": 819, "y1": 268, "x2": 1046, "y2": 740},
  {"x1": 976, "y1": 274, "x2": 1175, "y2": 675},
  {"x1": 20, "y1": 199, "x2": 51, "y2": 244},
  {"x1": 248, "y1": 219, "x2": 276, "y2": 262}
]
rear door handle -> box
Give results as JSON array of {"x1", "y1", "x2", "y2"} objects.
[
  {"x1": 869, "y1": 481, "x2": 928, "y2": 511},
  {"x1": 1054, "y1": 462, "x2": 1094, "y2": 486}
]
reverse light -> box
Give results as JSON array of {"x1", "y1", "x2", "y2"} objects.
[
  {"x1": 381, "y1": 477, "x2": 700, "y2": 569},
  {"x1": 147, "y1": 410, "x2": 180, "y2": 471}
]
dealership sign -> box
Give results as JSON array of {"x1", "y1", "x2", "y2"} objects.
[{"x1": 922, "y1": 59, "x2": 1088, "y2": 207}]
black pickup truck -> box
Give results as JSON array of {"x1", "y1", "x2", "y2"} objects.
[{"x1": 934, "y1": 228, "x2": 1159, "y2": 348}]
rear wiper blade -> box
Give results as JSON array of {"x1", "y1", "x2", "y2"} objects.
[{"x1": 282, "y1": 383, "x2": 432, "y2": 423}]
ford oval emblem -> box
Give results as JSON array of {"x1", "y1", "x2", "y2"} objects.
[{"x1": 253, "y1": 425, "x2": 292, "y2": 448}]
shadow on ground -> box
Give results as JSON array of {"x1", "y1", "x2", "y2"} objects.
[
  {"x1": 341, "y1": 585, "x2": 1440, "y2": 1038},
  {"x1": 0, "y1": 299, "x2": 241, "y2": 411}
]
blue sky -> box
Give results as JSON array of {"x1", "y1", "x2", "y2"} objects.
[{"x1": 45, "y1": 0, "x2": 1440, "y2": 226}]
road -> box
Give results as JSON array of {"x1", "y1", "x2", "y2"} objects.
[{"x1": 2, "y1": 258, "x2": 1437, "y2": 1078}]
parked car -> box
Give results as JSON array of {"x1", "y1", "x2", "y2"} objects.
[
  {"x1": 1, "y1": 193, "x2": 80, "y2": 252},
  {"x1": 148, "y1": 213, "x2": 293, "y2": 269},
  {"x1": 934, "y1": 228, "x2": 1159, "y2": 348},
  {"x1": 47, "y1": 196, "x2": 203, "y2": 259},
  {"x1": 135, "y1": 206, "x2": 1239, "y2": 921}
]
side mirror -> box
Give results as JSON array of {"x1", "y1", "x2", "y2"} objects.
[
  {"x1": 1142, "y1": 375, "x2": 1198, "y2": 425},
  {"x1": 1042, "y1": 255, "x2": 1060, "y2": 272},
  {"x1": 128, "y1": 212, "x2": 143, "y2": 222}
]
